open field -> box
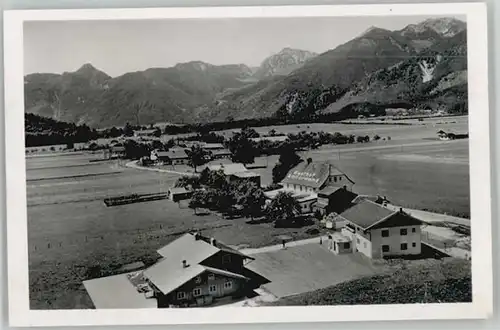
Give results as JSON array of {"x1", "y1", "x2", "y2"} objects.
[{"x1": 216, "y1": 115, "x2": 468, "y2": 141}]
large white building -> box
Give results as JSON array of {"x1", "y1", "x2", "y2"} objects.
[
  {"x1": 281, "y1": 159, "x2": 354, "y2": 193},
  {"x1": 338, "y1": 200, "x2": 424, "y2": 259}
]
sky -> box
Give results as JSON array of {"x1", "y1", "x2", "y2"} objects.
[{"x1": 24, "y1": 15, "x2": 465, "y2": 77}]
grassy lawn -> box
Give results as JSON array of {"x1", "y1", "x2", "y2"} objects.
[{"x1": 267, "y1": 258, "x2": 471, "y2": 306}]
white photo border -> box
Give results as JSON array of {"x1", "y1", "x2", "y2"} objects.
[{"x1": 3, "y1": 2, "x2": 492, "y2": 327}]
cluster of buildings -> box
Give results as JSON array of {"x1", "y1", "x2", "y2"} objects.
[
  {"x1": 150, "y1": 143, "x2": 232, "y2": 166},
  {"x1": 263, "y1": 158, "x2": 424, "y2": 260}
]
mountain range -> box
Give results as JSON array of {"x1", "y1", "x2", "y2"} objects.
[{"x1": 24, "y1": 17, "x2": 467, "y2": 128}]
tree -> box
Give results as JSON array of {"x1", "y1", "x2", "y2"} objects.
[
  {"x1": 174, "y1": 175, "x2": 200, "y2": 190},
  {"x1": 154, "y1": 127, "x2": 162, "y2": 137},
  {"x1": 266, "y1": 191, "x2": 301, "y2": 227},
  {"x1": 152, "y1": 140, "x2": 164, "y2": 151},
  {"x1": 236, "y1": 182, "x2": 266, "y2": 220},
  {"x1": 228, "y1": 131, "x2": 257, "y2": 164},
  {"x1": 272, "y1": 146, "x2": 303, "y2": 183},
  {"x1": 123, "y1": 122, "x2": 134, "y2": 137},
  {"x1": 186, "y1": 145, "x2": 207, "y2": 173},
  {"x1": 189, "y1": 190, "x2": 207, "y2": 215}
]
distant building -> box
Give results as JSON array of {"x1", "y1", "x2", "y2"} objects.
[
  {"x1": 143, "y1": 232, "x2": 267, "y2": 308},
  {"x1": 167, "y1": 187, "x2": 193, "y2": 202},
  {"x1": 230, "y1": 171, "x2": 261, "y2": 187},
  {"x1": 209, "y1": 149, "x2": 232, "y2": 160},
  {"x1": 338, "y1": 200, "x2": 424, "y2": 259},
  {"x1": 264, "y1": 189, "x2": 317, "y2": 215},
  {"x1": 281, "y1": 159, "x2": 354, "y2": 193},
  {"x1": 153, "y1": 148, "x2": 189, "y2": 165},
  {"x1": 134, "y1": 129, "x2": 157, "y2": 138},
  {"x1": 207, "y1": 163, "x2": 261, "y2": 187},
  {"x1": 109, "y1": 145, "x2": 126, "y2": 159}
]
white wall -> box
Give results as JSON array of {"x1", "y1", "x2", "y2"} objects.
[{"x1": 369, "y1": 226, "x2": 422, "y2": 259}]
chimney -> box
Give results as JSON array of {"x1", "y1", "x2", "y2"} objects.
[
  {"x1": 399, "y1": 207, "x2": 403, "y2": 213},
  {"x1": 383, "y1": 196, "x2": 387, "y2": 201},
  {"x1": 194, "y1": 232, "x2": 201, "y2": 240},
  {"x1": 343, "y1": 185, "x2": 347, "y2": 191},
  {"x1": 210, "y1": 238, "x2": 217, "y2": 247},
  {"x1": 182, "y1": 260, "x2": 189, "y2": 268}
]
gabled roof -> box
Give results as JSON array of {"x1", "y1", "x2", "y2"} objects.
[
  {"x1": 157, "y1": 148, "x2": 188, "y2": 159},
  {"x1": 232, "y1": 171, "x2": 260, "y2": 178},
  {"x1": 168, "y1": 187, "x2": 192, "y2": 195},
  {"x1": 282, "y1": 161, "x2": 353, "y2": 189},
  {"x1": 144, "y1": 233, "x2": 254, "y2": 294},
  {"x1": 317, "y1": 186, "x2": 358, "y2": 213},
  {"x1": 339, "y1": 200, "x2": 394, "y2": 229},
  {"x1": 340, "y1": 200, "x2": 423, "y2": 230},
  {"x1": 210, "y1": 149, "x2": 232, "y2": 156},
  {"x1": 111, "y1": 146, "x2": 126, "y2": 152},
  {"x1": 202, "y1": 143, "x2": 224, "y2": 149},
  {"x1": 208, "y1": 163, "x2": 247, "y2": 176}
]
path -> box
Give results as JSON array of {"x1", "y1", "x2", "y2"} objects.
[
  {"x1": 125, "y1": 160, "x2": 198, "y2": 177},
  {"x1": 385, "y1": 204, "x2": 470, "y2": 227},
  {"x1": 239, "y1": 235, "x2": 329, "y2": 255}
]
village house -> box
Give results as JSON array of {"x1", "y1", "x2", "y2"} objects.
[
  {"x1": 281, "y1": 159, "x2": 355, "y2": 193},
  {"x1": 264, "y1": 189, "x2": 317, "y2": 215},
  {"x1": 143, "y1": 232, "x2": 267, "y2": 307},
  {"x1": 338, "y1": 200, "x2": 424, "y2": 259},
  {"x1": 134, "y1": 129, "x2": 158, "y2": 138},
  {"x1": 108, "y1": 145, "x2": 126, "y2": 159},
  {"x1": 208, "y1": 148, "x2": 232, "y2": 160},
  {"x1": 207, "y1": 163, "x2": 261, "y2": 187},
  {"x1": 151, "y1": 148, "x2": 189, "y2": 165}
]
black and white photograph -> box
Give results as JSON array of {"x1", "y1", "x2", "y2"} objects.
[{"x1": 3, "y1": 3, "x2": 492, "y2": 327}]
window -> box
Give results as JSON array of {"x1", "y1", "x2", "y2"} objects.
[
  {"x1": 400, "y1": 228, "x2": 408, "y2": 236},
  {"x1": 208, "y1": 273, "x2": 215, "y2": 280},
  {"x1": 356, "y1": 238, "x2": 360, "y2": 244},
  {"x1": 222, "y1": 254, "x2": 231, "y2": 264},
  {"x1": 344, "y1": 242, "x2": 350, "y2": 249},
  {"x1": 334, "y1": 177, "x2": 337, "y2": 182},
  {"x1": 193, "y1": 288, "x2": 202, "y2": 297},
  {"x1": 224, "y1": 281, "x2": 232, "y2": 289},
  {"x1": 412, "y1": 242, "x2": 416, "y2": 248},
  {"x1": 401, "y1": 243, "x2": 408, "y2": 251},
  {"x1": 381, "y1": 229, "x2": 389, "y2": 237},
  {"x1": 195, "y1": 276, "x2": 202, "y2": 284},
  {"x1": 209, "y1": 285, "x2": 217, "y2": 293},
  {"x1": 303, "y1": 204, "x2": 307, "y2": 209},
  {"x1": 412, "y1": 228, "x2": 416, "y2": 233},
  {"x1": 177, "y1": 292, "x2": 186, "y2": 300},
  {"x1": 382, "y1": 245, "x2": 390, "y2": 253}
]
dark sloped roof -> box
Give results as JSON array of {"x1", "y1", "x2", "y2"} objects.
[
  {"x1": 369, "y1": 211, "x2": 424, "y2": 230},
  {"x1": 318, "y1": 186, "x2": 358, "y2": 214},
  {"x1": 339, "y1": 200, "x2": 394, "y2": 229},
  {"x1": 157, "y1": 149, "x2": 188, "y2": 159}
]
